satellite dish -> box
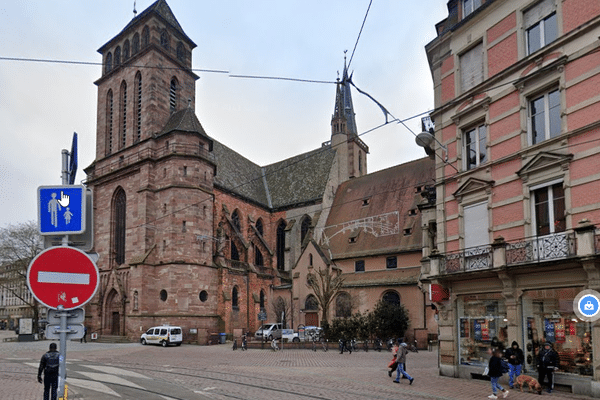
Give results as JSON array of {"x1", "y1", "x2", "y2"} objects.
[{"x1": 415, "y1": 132, "x2": 435, "y2": 148}]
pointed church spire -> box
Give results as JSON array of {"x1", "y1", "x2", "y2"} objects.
[{"x1": 332, "y1": 52, "x2": 358, "y2": 137}]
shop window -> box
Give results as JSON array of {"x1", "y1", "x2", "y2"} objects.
[
  {"x1": 460, "y1": 42, "x2": 483, "y2": 93},
  {"x1": 529, "y1": 88, "x2": 561, "y2": 145},
  {"x1": 522, "y1": 288, "x2": 592, "y2": 376},
  {"x1": 463, "y1": 124, "x2": 487, "y2": 170},
  {"x1": 525, "y1": 0, "x2": 558, "y2": 55},
  {"x1": 458, "y1": 294, "x2": 508, "y2": 367}
]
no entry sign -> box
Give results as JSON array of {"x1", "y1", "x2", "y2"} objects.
[{"x1": 27, "y1": 247, "x2": 99, "y2": 310}]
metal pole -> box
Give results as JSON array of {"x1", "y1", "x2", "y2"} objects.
[
  {"x1": 57, "y1": 305, "x2": 67, "y2": 398},
  {"x1": 61, "y1": 149, "x2": 69, "y2": 185}
]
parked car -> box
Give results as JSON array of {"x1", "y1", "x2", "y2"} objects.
[
  {"x1": 140, "y1": 325, "x2": 183, "y2": 347},
  {"x1": 254, "y1": 323, "x2": 282, "y2": 341},
  {"x1": 281, "y1": 329, "x2": 300, "y2": 342}
]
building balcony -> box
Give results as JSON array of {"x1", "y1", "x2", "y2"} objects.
[{"x1": 435, "y1": 230, "x2": 584, "y2": 277}]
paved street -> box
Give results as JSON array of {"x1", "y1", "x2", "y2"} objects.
[{"x1": 0, "y1": 330, "x2": 593, "y2": 400}]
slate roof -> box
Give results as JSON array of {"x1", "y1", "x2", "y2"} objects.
[
  {"x1": 341, "y1": 267, "x2": 420, "y2": 288},
  {"x1": 98, "y1": 0, "x2": 196, "y2": 53},
  {"x1": 212, "y1": 140, "x2": 337, "y2": 210},
  {"x1": 159, "y1": 107, "x2": 212, "y2": 148},
  {"x1": 323, "y1": 157, "x2": 435, "y2": 259}
]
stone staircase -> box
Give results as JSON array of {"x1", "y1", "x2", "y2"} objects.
[{"x1": 93, "y1": 335, "x2": 132, "y2": 344}]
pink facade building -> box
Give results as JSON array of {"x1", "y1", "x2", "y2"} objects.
[{"x1": 422, "y1": 0, "x2": 600, "y2": 396}]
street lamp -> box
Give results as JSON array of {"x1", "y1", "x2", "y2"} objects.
[{"x1": 415, "y1": 131, "x2": 448, "y2": 162}]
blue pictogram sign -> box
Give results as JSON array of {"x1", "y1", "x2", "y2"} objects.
[
  {"x1": 578, "y1": 294, "x2": 600, "y2": 318},
  {"x1": 38, "y1": 185, "x2": 86, "y2": 235}
]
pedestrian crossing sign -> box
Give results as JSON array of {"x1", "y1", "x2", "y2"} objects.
[{"x1": 38, "y1": 185, "x2": 86, "y2": 235}]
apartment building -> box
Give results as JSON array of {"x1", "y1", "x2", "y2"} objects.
[{"x1": 422, "y1": 0, "x2": 600, "y2": 395}]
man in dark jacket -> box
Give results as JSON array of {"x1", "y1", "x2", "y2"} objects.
[
  {"x1": 504, "y1": 341, "x2": 524, "y2": 389},
  {"x1": 38, "y1": 343, "x2": 60, "y2": 400},
  {"x1": 537, "y1": 342, "x2": 559, "y2": 393}
]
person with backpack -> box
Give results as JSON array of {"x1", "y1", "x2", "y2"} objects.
[
  {"x1": 487, "y1": 349, "x2": 509, "y2": 399},
  {"x1": 38, "y1": 343, "x2": 60, "y2": 400}
]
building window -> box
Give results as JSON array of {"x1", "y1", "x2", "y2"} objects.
[
  {"x1": 525, "y1": 0, "x2": 558, "y2": 55},
  {"x1": 199, "y1": 290, "x2": 208, "y2": 302},
  {"x1": 120, "y1": 81, "x2": 127, "y2": 148},
  {"x1": 142, "y1": 26, "x2": 149, "y2": 47},
  {"x1": 529, "y1": 88, "x2": 560, "y2": 145},
  {"x1": 403, "y1": 228, "x2": 412, "y2": 236},
  {"x1": 114, "y1": 46, "x2": 121, "y2": 66},
  {"x1": 106, "y1": 90, "x2": 113, "y2": 155},
  {"x1": 231, "y1": 242, "x2": 239, "y2": 261},
  {"x1": 135, "y1": 72, "x2": 142, "y2": 142},
  {"x1": 463, "y1": 0, "x2": 481, "y2": 17},
  {"x1": 105, "y1": 52, "x2": 113, "y2": 74},
  {"x1": 232, "y1": 286, "x2": 239, "y2": 308},
  {"x1": 231, "y1": 210, "x2": 241, "y2": 232},
  {"x1": 276, "y1": 221, "x2": 286, "y2": 271},
  {"x1": 532, "y1": 181, "x2": 565, "y2": 236},
  {"x1": 256, "y1": 218, "x2": 264, "y2": 236},
  {"x1": 132, "y1": 33, "x2": 140, "y2": 55},
  {"x1": 133, "y1": 290, "x2": 138, "y2": 310},
  {"x1": 160, "y1": 29, "x2": 169, "y2": 50},
  {"x1": 160, "y1": 289, "x2": 167, "y2": 302},
  {"x1": 301, "y1": 215, "x2": 312, "y2": 243},
  {"x1": 460, "y1": 42, "x2": 483, "y2": 93},
  {"x1": 305, "y1": 295, "x2": 319, "y2": 311},
  {"x1": 464, "y1": 201, "x2": 491, "y2": 271},
  {"x1": 386, "y1": 256, "x2": 397, "y2": 269},
  {"x1": 169, "y1": 78, "x2": 178, "y2": 112},
  {"x1": 177, "y1": 42, "x2": 185, "y2": 63},
  {"x1": 335, "y1": 292, "x2": 352, "y2": 318},
  {"x1": 113, "y1": 188, "x2": 126, "y2": 265},
  {"x1": 309, "y1": 253, "x2": 313, "y2": 266},
  {"x1": 383, "y1": 291, "x2": 400, "y2": 306},
  {"x1": 123, "y1": 40, "x2": 130, "y2": 60},
  {"x1": 355, "y1": 260, "x2": 365, "y2": 272},
  {"x1": 255, "y1": 248, "x2": 263, "y2": 266},
  {"x1": 464, "y1": 124, "x2": 487, "y2": 170},
  {"x1": 260, "y1": 290, "x2": 265, "y2": 310}
]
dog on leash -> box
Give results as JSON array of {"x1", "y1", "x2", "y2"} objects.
[{"x1": 515, "y1": 374, "x2": 542, "y2": 394}]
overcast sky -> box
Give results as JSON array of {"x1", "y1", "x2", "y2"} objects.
[{"x1": 0, "y1": 0, "x2": 447, "y2": 228}]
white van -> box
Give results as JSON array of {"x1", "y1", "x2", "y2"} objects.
[
  {"x1": 140, "y1": 325, "x2": 183, "y2": 347},
  {"x1": 254, "y1": 323, "x2": 283, "y2": 340}
]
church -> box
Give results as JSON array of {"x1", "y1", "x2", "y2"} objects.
[{"x1": 84, "y1": 0, "x2": 437, "y2": 344}]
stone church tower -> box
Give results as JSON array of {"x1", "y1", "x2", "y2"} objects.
[{"x1": 85, "y1": 0, "x2": 219, "y2": 337}]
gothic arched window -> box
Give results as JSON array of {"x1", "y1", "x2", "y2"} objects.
[
  {"x1": 232, "y1": 286, "x2": 239, "y2": 308},
  {"x1": 231, "y1": 210, "x2": 241, "y2": 232},
  {"x1": 106, "y1": 90, "x2": 113, "y2": 155},
  {"x1": 305, "y1": 295, "x2": 319, "y2": 311},
  {"x1": 135, "y1": 72, "x2": 142, "y2": 142},
  {"x1": 142, "y1": 26, "x2": 149, "y2": 47},
  {"x1": 160, "y1": 29, "x2": 169, "y2": 50},
  {"x1": 256, "y1": 218, "x2": 264, "y2": 236},
  {"x1": 120, "y1": 81, "x2": 127, "y2": 148},
  {"x1": 255, "y1": 248, "x2": 263, "y2": 266},
  {"x1": 123, "y1": 40, "x2": 130, "y2": 60},
  {"x1": 105, "y1": 52, "x2": 113, "y2": 74},
  {"x1": 301, "y1": 215, "x2": 312, "y2": 243},
  {"x1": 276, "y1": 220, "x2": 286, "y2": 271},
  {"x1": 260, "y1": 290, "x2": 265, "y2": 311},
  {"x1": 176, "y1": 42, "x2": 185, "y2": 63},
  {"x1": 132, "y1": 33, "x2": 139, "y2": 55},
  {"x1": 335, "y1": 292, "x2": 352, "y2": 318},
  {"x1": 383, "y1": 291, "x2": 400, "y2": 306},
  {"x1": 231, "y1": 242, "x2": 239, "y2": 261},
  {"x1": 113, "y1": 188, "x2": 126, "y2": 265},
  {"x1": 169, "y1": 78, "x2": 178, "y2": 112},
  {"x1": 114, "y1": 46, "x2": 121, "y2": 66}
]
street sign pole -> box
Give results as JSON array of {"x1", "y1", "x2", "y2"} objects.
[{"x1": 57, "y1": 305, "x2": 67, "y2": 399}]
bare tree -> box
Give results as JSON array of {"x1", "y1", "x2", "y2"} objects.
[
  {"x1": 307, "y1": 264, "x2": 344, "y2": 325},
  {"x1": 270, "y1": 296, "x2": 291, "y2": 328},
  {"x1": 0, "y1": 221, "x2": 44, "y2": 331}
]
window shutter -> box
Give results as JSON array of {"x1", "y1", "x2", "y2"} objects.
[
  {"x1": 524, "y1": 0, "x2": 555, "y2": 28},
  {"x1": 464, "y1": 201, "x2": 488, "y2": 248},
  {"x1": 460, "y1": 42, "x2": 483, "y2": 92}
]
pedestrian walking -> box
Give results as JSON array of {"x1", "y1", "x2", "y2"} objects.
[
  {"x1": 487, "y1": 349, "x2": 509, "y2": 399},
  {"x1": 38, "y1": 343, "x2": 60, "y2": 400},
  {"x1": 392, "y1": 342, "x2": 414, "y2": 385},
  {"x1": 537, "y1": 342, "x2": 559, "y2": 393},
  {"x1": 504, "y1": 341, "x2": 524, "y2": 389},
  {"x1": 387, "y1": 341, "x2": 399, "y2": 377},
  {"x1": 80, "y1": 326, "x2": 87, "y2": 343}
]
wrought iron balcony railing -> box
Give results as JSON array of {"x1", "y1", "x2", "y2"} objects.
[
  {"x1": 506, "y1": 232, "x2": 575, "y2": 265},
  {"x1": 441, "y1": 245, "x2": 493, "y2": 274}
]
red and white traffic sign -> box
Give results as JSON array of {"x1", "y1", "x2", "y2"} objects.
[{"x1": 27, "y1": 247, "x2": 99, "y2": 310}]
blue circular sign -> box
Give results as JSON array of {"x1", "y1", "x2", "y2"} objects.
[{"x1": 579, "y1": 294, "x2": 600, "y2": 317}]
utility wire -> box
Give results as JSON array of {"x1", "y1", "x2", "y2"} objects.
[{"x1": 347, "y1": 0, "x2": 373, "y2": 70}]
